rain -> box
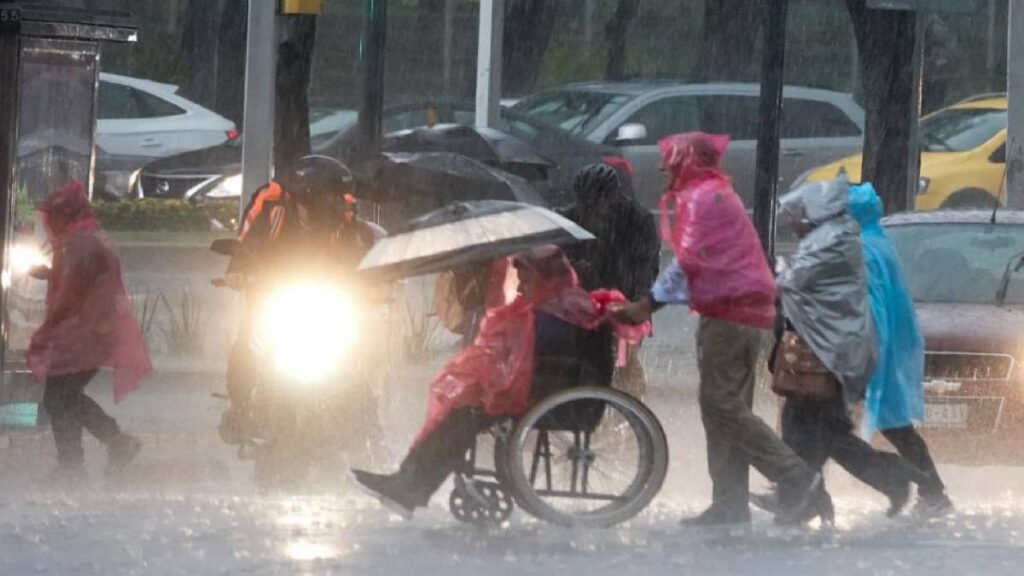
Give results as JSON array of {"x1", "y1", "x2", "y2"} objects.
[{"x1": 1, "y1": 1, "x2": 1023, "y2": 575}]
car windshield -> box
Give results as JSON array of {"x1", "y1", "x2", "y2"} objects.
[
  {"x1": 511, "y1": 90, "x2": 631, "y2": 136},
  {"x1": 888, "y1": 223, "x2": 1024, "y2": 305},
  {"x1": 919, "y1": 107, "x2": 1006, "y2": 153}
]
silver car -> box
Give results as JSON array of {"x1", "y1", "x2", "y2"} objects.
[{"x1": 510, "y1": 82, "x2": 866, "y2": 209}]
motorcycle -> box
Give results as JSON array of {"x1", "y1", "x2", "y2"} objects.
[{"x1": 211, "y1": 238, "x2": 390, "y2": 489}]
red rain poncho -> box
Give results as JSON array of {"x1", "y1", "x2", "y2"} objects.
[
  {"x1": 27, "y1": 182, "x2": 152, "y2": 403},
  {"x1": 414, "y1": 246, "x2": 649, "y2": 445},
  {"x1": 657, "y1": 132, "x2": 776, "y2": 329}
]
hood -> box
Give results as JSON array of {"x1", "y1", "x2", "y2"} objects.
[
  {"x1": 849, "y1": 182, "x2": 884, "y2": 231},
  {"x1": 142, "y1": 140, "x2": 242, "y2": 176},
  {"x1": 779, "y1": 175, "x2": 851, "y2": 229},
  {"x1": 916, "y1": 302, "x2": 1024, "y2": 355}
]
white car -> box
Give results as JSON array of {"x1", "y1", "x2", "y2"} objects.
[{"x1": 97, "y1": 73, "x2": 237, "y2": 161}]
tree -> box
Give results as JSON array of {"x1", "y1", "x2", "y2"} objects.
[
  {"x1": 693, "y1": 0, "x2": 760, "y2": 81},
  {"x1": 502, "y1": 0, "x2": 562, "y2": 96},
  {"x1": 605, "y1": 0, "x2": 640, "y2": 81},
  {"x1": 274, "y1": 16, "x2": 318, "y2": 173},
  {"x1": 846, "y1": 0, "x2": 918, "y2": 213},
  {"x1": 215, "y1": 0, "x2": 249, "y2": 126},
  {"x1": 177, "y1": 0, "x2": 226, "y2": 108}
]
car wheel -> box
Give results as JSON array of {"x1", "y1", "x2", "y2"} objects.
[{"x1": 940, "y1": 188, "x2": 997, "y2": 209}]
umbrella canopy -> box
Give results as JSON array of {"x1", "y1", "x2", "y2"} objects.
[
  {"x1": 382, "y1": 124, "x2": 554, "y2": 169},
  {"x1": 359, "y1": 200, "x2": 594, "y2": 281},
  {"x1": 375, "y1": 152, "x2": 545, "y2": 218}
]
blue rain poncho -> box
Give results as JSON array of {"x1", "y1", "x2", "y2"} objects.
[{"x1": 849, "y1": 183, "x2": 925, "y2": 436}]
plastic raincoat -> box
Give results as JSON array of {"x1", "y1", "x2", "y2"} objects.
[
  {"x1": 777, "y1": 177, "x2": 876, "y2": 405},
  {"x1": 850, "y1": 183, "x2": 924, "y2": 436},
  {"x1": 415, "y1": 246, "x2": 649, "y2": 445},
  {"x1": 657, "y1": 133, "x2": 776, "y2": 329},
  {"x1": 27, "y1": 182, "x2": 152, "y2": 403}
]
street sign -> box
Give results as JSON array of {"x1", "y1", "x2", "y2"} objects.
[{"x1": 867, "y1": 0, "x2": 982, "y2": 11}]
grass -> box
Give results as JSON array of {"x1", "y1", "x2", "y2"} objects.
[
  {"x1": 159, "y1": 288, "x2": 207, "y2": 358},
  {"x1": 402, "y1": 299, "x2": 440, "y2": 364}
]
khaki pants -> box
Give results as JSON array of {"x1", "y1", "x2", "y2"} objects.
[{"x1": 697, "y1": 317, "x2": 811, "y2": 513}]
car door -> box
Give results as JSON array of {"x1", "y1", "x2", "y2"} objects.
[
  {"x1": 97, "y1": 80, "x2": 190, "y2": 160},
  {"x1": 605, "y1": 96, "x2": 701, "y2": 209},
  {"x1": 778, "y1": 97, "x2": 863, "y2": 189}
]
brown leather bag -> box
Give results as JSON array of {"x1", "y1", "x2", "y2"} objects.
[{"x1": 771, "y1": 331, "x2": 837, "y2": 400}]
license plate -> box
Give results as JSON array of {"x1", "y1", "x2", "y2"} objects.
[{"x1": 924, "y1": 403, "x2": 969, "y2": 428}]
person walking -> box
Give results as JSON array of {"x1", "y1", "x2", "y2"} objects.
[
  {"x1": 28, "y1": 181, "x2": 152, "y2": 481},
  {"x1": 774, "y1": 177, "x2": 925, "y2": 521},
  {"x1": 613, "y1": 132, "x2": 821, "y2": 526},
  {"x1": 850, "y1": 182, "x2": 953, "y2": 516},
  {"x1": 561, "y1": 164, "x2": 661, "y2": 398}
]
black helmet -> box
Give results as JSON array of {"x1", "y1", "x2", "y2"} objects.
[{"x1": 287, "y1": 155, "x2": 355, "y2": 202}]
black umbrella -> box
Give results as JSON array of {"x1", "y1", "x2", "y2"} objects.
[
  {"x1": 375, "y1": 152, "x2": 545, "y2": 217},
  {"x1": 382, "y1": 124, "x2": 554, "y2": 172},
  {"x1": 358, "y1": 200, "x2": 594, "y2": 281}
]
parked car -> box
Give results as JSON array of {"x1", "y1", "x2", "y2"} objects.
[
  {"x1": 800, "y1": 94, "x2": 1007, "y2": 210},
  {"x1": 134, "y1": 102, "x2": 627, "y2": 206},
  {"x1": 884, "y1": 209, "x2": 1024, "y2": 462},
  {"x1": 510, "y1": 82, "x2": 866, "y2": 209}
]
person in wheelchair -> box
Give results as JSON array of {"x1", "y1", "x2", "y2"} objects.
[{"x1": 352, "y1": 245, "x2": 647, "y2": 518}]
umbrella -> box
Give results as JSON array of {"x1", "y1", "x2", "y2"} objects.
[
  {"x1": 375, "y1": 152, "x2": 545, "y2": 217},
  {"x1": 382, "y1": 124, "x2": 554, "y2": 171},
  {"x1": 358, "y1": 200, "x2": 594, "y2": 281}
]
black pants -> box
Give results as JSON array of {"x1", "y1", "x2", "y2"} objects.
[
  {"x1": 882, "y1": 426, "x2": 945, "y2": 498},
  {"x1": 782, "y1": 390, "x2": 920, "y2": 500},
  {"x1": 42, "y1": 371, "x2": 120, "y2": 466},
  {"x1": 396, "y1": 408, "x2": 493, "y2": 507}
]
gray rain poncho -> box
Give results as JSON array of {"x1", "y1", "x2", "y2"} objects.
[{"x1": 777, "y1": 177, "x2": 877, "y2": 404}]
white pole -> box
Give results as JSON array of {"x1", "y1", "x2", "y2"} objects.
[
  {"x1": 475, "y1": 0, "x2": 504, "y2": 128},
  {"x1": 240, "y1": 0, "x2": 277, "y2": 218},
  {"x1": 1008, "y1": 0, "x2": 1024, "y2": 208},
  {"x1": 907, "y1": 11, "x2": 924, "y2": 212}
]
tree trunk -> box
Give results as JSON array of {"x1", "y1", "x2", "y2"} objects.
[
  {"x1": 274, "y1": 16, "x2": 318, "y2": 174},
  {"x1": 502, "y1": 0, "x2": 561, "y2": 96},
  {"x1": 215, "y1": 0, "x2": 249, "y2": 126},
  {"x1": 846, "y1": 0, "x2": 917, "y2": 214},
  {"x1": 694, "y1": 0, "x2": 760, "y2": 81},
  {"x1": 605, "y1": 0, "x2": 640, "y2": 81},
  {"x1": 178, "y1": 0, "x2": 226, "y2": 108}
]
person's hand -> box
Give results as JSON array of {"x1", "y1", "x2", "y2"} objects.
[
  {"x1": 212, "y1": 273, "x2": 246, "y2": 290},
  {"x1": 609, "y1": 297, "x2": 654, "y2": 325},
  {"x1": 27, "y1": 265, "x2": 51, "y2": 280}
]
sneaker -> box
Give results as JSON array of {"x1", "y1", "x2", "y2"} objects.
[
  {"x1": 886, "y1": 479, "x2": 911, "y2": 518},
  {"x1": 106, "y1": 433, "x2": 142, "y2": 475},
  {"x1": 351, "y1": 469, "x2": 416, "y2": 520},
  {"x1": 776, "y1": 472, "x2": 824, "y2": 525},
  {"x1": 912, "y1": 493, "x2": 954, "y2": 519},
  {"x1": 679, "y1": 505, "x2": 751, "y2": 527}
]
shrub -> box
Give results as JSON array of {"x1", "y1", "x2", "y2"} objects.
[{"x1": 93, "y1": 199, "x2": 239, "y2": 232}]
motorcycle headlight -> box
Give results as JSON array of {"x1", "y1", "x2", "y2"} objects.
[
  {"x1": 257, "y1": 282, "x2": 358, "y2": 384},
  {"x1": 207, "y1": 174, "x2": 243, "y2": 199}
]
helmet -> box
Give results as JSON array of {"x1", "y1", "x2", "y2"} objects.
[{"x1": 286, "y1": 155, "x2": 355, "y2": 203}]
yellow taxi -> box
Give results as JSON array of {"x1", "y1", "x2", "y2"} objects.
[{"x1": 797, "y1": 95, "x2": 1007, "y2": 210}]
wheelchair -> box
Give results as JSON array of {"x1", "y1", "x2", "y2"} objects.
[{"x1": 448, "y1": 316, "x2": 669, "y2": 528}]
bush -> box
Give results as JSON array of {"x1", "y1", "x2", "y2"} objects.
[{"x1": 93, "y1": 199, "x2": 239, "y2": 232}]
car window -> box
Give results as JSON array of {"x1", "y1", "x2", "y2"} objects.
[
  {"x1": 134, "y1": 90, "x2": 186, "y2": 118},
  {"x1": 511, "y1": 91, "x2": 631, "y2": 137},
  {"x1": 607, "y1": 96, "x2": 699, "y2": 146},
  {"x1": 98, "y1": 81, "x2": 138, "y2": 119},
  {"x1": 991, "y1": 141, "x2": 1006, "y2": 163},
  {"x1": 920, "y1": 107, "x2": 1006, "y2": 152},
  {"x1": 696, "y1": 95, "x2": 761, "y2": 141},
  {"x1": 888, "y1": 223, "x2": 1024, "y2": 304},
  {"x1": 781, "y1": 99, "x2": 861, "y2": 138}
]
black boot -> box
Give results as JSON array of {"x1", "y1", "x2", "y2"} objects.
[{"x1": 352, "y1": 469, "x2": 418, "y2": 520}]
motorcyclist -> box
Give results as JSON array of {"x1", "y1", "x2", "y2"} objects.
[{"x1": 216, "y1": 155, "x2": 378, "y2": 444}]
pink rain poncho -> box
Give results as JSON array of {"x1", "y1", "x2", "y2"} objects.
[
  {"x1": 27, "y1": 182, "x2": 152, "y2": 403},
  {"x1": 657, "y1": 132, "x2": 776, "y2": 329},
  {"x1": 414, "y1": 246, "x2": 649, "y2": 445}
]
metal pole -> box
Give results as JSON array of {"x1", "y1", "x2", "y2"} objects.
[
  {"x1": 360, "y1": 0, "x2": 388, "y2": 153},
  {"x1": 475, "y1": 0, "x2": 504, "y2": 128},
  {"x1": 1008, "y1": 0, "x2": 1024, "y2": 208},
  {"x1": 906, "y1": 11, "x2": 924, "y2": 212},
  {"x1": 753, "y1": 0, "x2": 788, "y2": 262},
  {"x1": 240, "y1": 0, "x2": 277, "y2": 218}
]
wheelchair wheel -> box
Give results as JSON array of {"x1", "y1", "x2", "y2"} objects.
[{"x1": 503, "y1": 387, "x2": 668, "y2": 528}]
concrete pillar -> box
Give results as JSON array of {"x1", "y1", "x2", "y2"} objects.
[
  {"x1": 475, "y1": 0, "x2": 504, "y2": 128},
  {"x1": 240, "y1": 0, "x2": 277, "y2": 217}
]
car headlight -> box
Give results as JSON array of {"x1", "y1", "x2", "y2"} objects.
[
  {"x1": 9, "y1": 244, "x2": 50, "y2": 275},
  {"x1": 917, "y1": 177, "x2": 930, "y2": 195},
  {"x1": 257, "y1": 282, "x2": 357, "y2": 384},
  {"x1": 206, "y1": 174, "x2": 243, "y2": 199}
]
